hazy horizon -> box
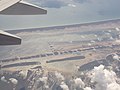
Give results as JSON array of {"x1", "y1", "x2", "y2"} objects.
[{"x1": 0, "y1": 0, "x2": 120, "y2": 30}]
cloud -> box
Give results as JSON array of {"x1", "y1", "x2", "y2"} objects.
[
  {"x1": 26, "y1": 0, "x2": 88, "y2": 8},
  {"x1": 74, "y1": 78, "x2": 85, "y2": 88},
  {"x1": 55, "y1": 71, "x2": 65, "y2": 81},
  {"x1": 39, "y1": 77, "x2": 48, "y2": 82},
  {"x1": 89, "y1": 64, "x2": 120, "y2": 90},
  {"x1": 40, "y1": 0, "x2": 68, "y2": 8},
  {"x1": 84, "y1": 87, "x2": 92, "y2": 90},
  {"x1": 9, "y1": 78, "x2": 18, "y2": 85},
  {"x1": 112, "y1": 54, "x2": 119, "y2": 61},
  {"x1": 107, "y1": 83, "x2": 120, "y2": 90},
  {"x1": 1, "y1": 76, "x2": 8, "y2": 83},
  {"x1": 68, "y1": 4, "x2": 76, "y2": 7},
  {"x1": 26, "y1": 0, "x2": 68, "y2": 8},
  {"x1": 60, "y1": 82, "x2": 69, "y2": 90},
  {"x1": 25, "y1": 0, "x2": 120, "y2": 17}
]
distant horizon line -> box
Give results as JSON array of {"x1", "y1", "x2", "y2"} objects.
[{"x1": 6, "y1": 18, "x2": 120, "y2": 31}]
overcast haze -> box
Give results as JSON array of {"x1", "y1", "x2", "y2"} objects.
[{"x1": 0, "y1": 0, "x2": 120, "y2": 30}]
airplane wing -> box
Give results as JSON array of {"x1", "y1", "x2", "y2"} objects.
[
  {"x1": 0, "y1": 0, "x2": 47, "y2": 45},
  {"x1": 0, "y1": 0, "x2": 47, "y2": 15},
  {"x1": 0, "y1": 30, "x2": 21, "y2": 45}
]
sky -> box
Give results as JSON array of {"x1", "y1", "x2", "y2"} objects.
[{"x1": 0, "y1": 0, "x2": 120, "y2": 30}]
